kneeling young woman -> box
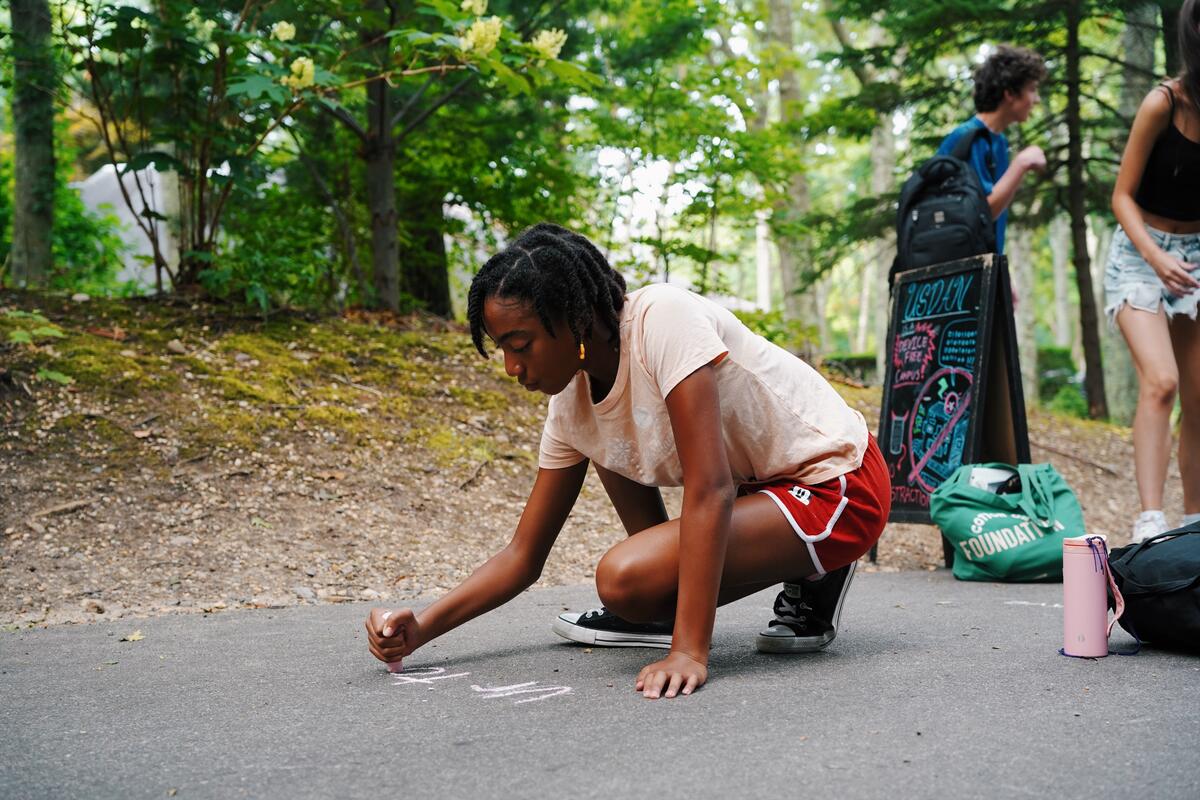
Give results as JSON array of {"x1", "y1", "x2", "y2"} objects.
[{"x1": 365, "y1": 223, "x2": 890, "y2": 699}]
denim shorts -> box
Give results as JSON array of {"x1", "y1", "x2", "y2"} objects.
[{"x1": 1104, "y1": 224, "x2": 1200, "y2": 327}]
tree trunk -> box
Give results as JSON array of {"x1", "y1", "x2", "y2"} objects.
[
  {"x1": 814, "y1": 278, "x2": 829, "y2": 354},
  {"x1": 1050, "y1": 214, "x2": 1073, "y2": 347},
  {"x1": 1103, "y1": 3, "x2": 1160, "y2": 424},
  {"x1": 363, "y1": 4, "x2": 400, "y2": 313},
  {"x1": 768, "y1": 0, "x2": 817, "y2": 358},
  {"x1": 1065, "y1": 2, "x2": 1108, "y2": 419},
  {"x1": 10, "y1": 0, "x2": 56, "y2": 287},
  {"x1": 1161, "y1": 1, "x2": 1182, "y2": 76},
  {"x1": 1091, "y1": 219, "x2": 1136, "y2": 422},
  {"x1": 1008, "y1": 224, "x2": 1039, "y2": 411},
  {"x1": 397, "y1": 188, "x2": 451, "y2": 316},
  {"x1": 855, "y1": 248, "x2": 871, "y2": 353},
  {"x1": 365, "y1": 136, "x2": 399, "y2": 310},
  {"x1": 869, "y1": 115, "x2": 896, "y2": 380}
]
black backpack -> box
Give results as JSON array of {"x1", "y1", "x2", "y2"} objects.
[
  {"x1": 890, "y1": 125, "x2": 997, "y2": 285},
  {"x1": 1108, "y1": 522, "x2": 1200, "y2": 652}
]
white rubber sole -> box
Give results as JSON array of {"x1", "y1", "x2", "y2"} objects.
[
  {"x1": 551, "y1": 615, "x2": 673, "y2": 649},
  {"x1": 755, "y1": 561, "x2": 857, "y2": 654}
]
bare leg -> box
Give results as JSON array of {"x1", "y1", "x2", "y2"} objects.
[
  {"x1": 593, "y1": 463, "x2": 668, "y2": 535},
  {"x1": 1117, "y1": 305, "x2": 1180, "y2": 512},
  {"x1": 593, "y1": 493, "x2": 814, "y2": 623},
  {"x1": 1170, "y1": 313, "x2": 1200, "y2": 514}
]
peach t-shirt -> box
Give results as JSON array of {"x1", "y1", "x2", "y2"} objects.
[{"x1": 538, "y1": 284, "x2": 868, "y2": 487}]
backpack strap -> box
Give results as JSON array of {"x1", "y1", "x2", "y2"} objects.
[{"x1": 949, "y1": 123, "x2": 997, "y2": 180}]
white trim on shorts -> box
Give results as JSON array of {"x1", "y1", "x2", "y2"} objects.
[{"x1": 757, "y1": 474, "x2": 850, "y2": 576}]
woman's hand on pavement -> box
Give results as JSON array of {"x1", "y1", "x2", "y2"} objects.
[{"x1": 635, "y1": 651, "x2": 708, "y2": 699}]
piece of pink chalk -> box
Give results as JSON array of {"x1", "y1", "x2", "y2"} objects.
[{"x1": 386, "y1": 660, "x2": 404, "y2": 673}]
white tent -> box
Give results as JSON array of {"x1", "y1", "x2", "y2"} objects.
[{"x1": 71, "y1": 163, "x2": 179, "y2": 289}]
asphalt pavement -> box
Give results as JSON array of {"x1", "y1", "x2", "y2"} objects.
[{"x1": 3, "y1": 570, "x2": 1197, "y2": 799}]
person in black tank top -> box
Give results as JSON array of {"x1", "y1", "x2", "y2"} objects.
[{"x1": 1106, "y1": 0, "x2": 1200, "y2": 543}]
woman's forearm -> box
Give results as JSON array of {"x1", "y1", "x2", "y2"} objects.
[
  {"x1": 412, "y1": 546, "x2": 540, "y2": 647},
  {"x1": 671, "y1": 487, "x2": 734, "y2": 661}
]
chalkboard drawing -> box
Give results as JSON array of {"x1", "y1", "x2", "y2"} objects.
[
  {"x1": 907, "y1": 367, "x2": 973, "y2": 491},
  {"x1": 888, "y1": 411, "x2": 907, "y2": 457},
  {"x1": 390, "y1": 666, "x2": 472, "y2": 686},
  {"x1": 471, "y1": 681, "x2": 574, "y2": 704}
]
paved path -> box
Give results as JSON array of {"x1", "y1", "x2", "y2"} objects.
[{"x1": 3, "y1": 571, "x2": 1197, "y2": 799}]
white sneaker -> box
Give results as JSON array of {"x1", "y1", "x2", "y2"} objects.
[{"x1": 1130, "y1": 510, "x2": 1168, "y2": 544}]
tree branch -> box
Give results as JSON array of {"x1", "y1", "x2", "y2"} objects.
[
  {"x1": 389, "y1": 73, "x2": 435, "y2": 130},
  {"x1": 318, "y1": 99, "x2": 367, "y2": 141},
  {"x1": 824, "y1": 2, "x2": 873, "y2": 88},
  {"x1": 394, "y1": 74, "x2": 475, "y2": 144}
]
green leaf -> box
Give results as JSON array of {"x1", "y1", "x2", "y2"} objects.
[
  {"x1": 37, "y1": 370, "x2": 75, "y2": 385},
  {"x1": 541, "y1": 59, "x2": 603, "y2": 89},
  {"x1": 228, "y1": 74, "x2": 287, "y2": 104},
  {"x1": 5, "y1": 310, "x2": 48, "y2": 322},
  {"x1": 487, "y1": 61, "x2": 530, "y2": 95},
  {"x1": 245, "y1": 284, "x2": 270, "y2": 312},
  {"x1": 8, "y1": 331, "x2": 33, "y2": 345},
  {"x1": 417, "y1": 0, "x2": 459, "y2": 21},
  {"x1": 395, "y1": 30, "x2": 436, "y2": 45},
  {"x1": 31, "y1": 327, "x2": 65, "y2": 338},
  {"x1": 122, "y1": 151, "x2": 184, "y2": 174}
]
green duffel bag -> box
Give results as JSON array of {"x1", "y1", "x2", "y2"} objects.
[{"x1": 930, "y1": 462, "x2": 1086, "y2": 582}]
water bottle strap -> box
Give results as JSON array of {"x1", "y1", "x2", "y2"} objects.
[{"x1": 1087, "y1": 536, "x2": 1124, "y2": 637}]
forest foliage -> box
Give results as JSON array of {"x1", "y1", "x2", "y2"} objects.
[{"x1": 1, "y1": 1, "x2": 1188, "y2": 419}]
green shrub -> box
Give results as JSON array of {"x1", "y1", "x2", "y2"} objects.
[
  {"x1": 0, "y1": 133, "x2": 128, "y2": 294},
  {"x1": 1037, "y1": 346, "x2": 1076, "y2": 404},
  {"x1": 733, "y1": 309, "x2": 816, "y2": 355},
  {"x1": 1048, "y1": 384, "x2": 1089, "y2": 418},
  {"x1": 206, "y1": 183, "x2": 339, "y2": 312},
  {"x1": 823, "y1": 351, "x2": 877, "y2": 384}
]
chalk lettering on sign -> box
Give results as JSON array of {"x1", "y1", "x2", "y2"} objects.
[
  {"x1": 892, "y1": 322, "x2": 939, "y2": 386},
  {"x1": 891, "y1": 484, "x2": 930, "y2": 508},
  {"x1": 902, "y1": 273, "x2": 976, "y2": 322},
  {"x1": 471, "y1": 681, "x2": 574, "y2": 704},
  {"x1": 390, "y1": 666, "x2": 472, "y2": 686}
]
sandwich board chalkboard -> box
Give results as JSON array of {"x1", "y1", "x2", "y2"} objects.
[{"x1": 877, "y1": 254, "x2": 1030, "y2": 546}]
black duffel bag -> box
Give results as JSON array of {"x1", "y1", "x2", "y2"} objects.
[{"x1": 1107, "y1": 522, "x2": 1200, "y2": 651}]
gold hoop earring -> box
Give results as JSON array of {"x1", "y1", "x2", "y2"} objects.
[{"x1": 579, "y1": 342, "x2": 586, "y2": 361}]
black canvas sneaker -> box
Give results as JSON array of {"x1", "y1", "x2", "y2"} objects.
[
  {"x1": 755, "y1": 560, "x2": 857, "y2": 653},
  {"x1": 552, "y1": 607, "x2": 673, "y2": 648}
]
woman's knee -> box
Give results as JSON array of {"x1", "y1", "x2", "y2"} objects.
[
  {"x1": 595, "y1": 548, "x2": 661, "y2": 622},
  {"x1": 1140, "y1": 370, "x2": 1180, "y2": 407}
]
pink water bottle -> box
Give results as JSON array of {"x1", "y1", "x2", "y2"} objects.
[{"x1": 1062, "y1": 534, "x2": 1110, "y2": 657}]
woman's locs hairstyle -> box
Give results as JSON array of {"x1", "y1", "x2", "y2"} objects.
[
  {"x1": 467, "y1": 223, "x2": 627, "y2": 357},
  {"x1": 1178, "y1": 0, "x2": 1200, "y2": 115}
]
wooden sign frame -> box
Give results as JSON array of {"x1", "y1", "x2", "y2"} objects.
[{"x1": 877, "y1": 254, "x2": 1030, "y2": 535}]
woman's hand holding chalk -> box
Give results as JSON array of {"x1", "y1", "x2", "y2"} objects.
[
  {"x1": 365, "y1": 607, "x2": 421, "y2": 673},
  {"x1": 381, "y1": 612, "x2": 403, "y2": 673}
]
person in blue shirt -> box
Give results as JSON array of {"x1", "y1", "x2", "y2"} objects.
[{"x1": 938, "y1": 45, "x2": 1048, "y2": 254}]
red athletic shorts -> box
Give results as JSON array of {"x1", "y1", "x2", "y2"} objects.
[{"x1": 751, "y1": 435, "x2": 891, "y2": 575}]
